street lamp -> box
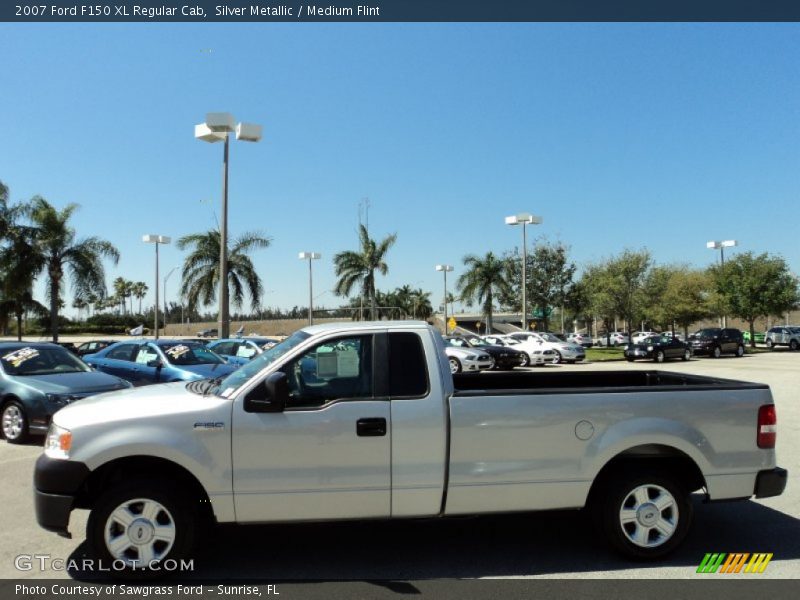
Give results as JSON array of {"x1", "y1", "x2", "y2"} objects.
[
  {"x1": 164, "y1": 266, "x2": 179, "y2": 330},
  {"x1": 299, "y1": 252, "x2": 321, "y2": 325},
  {"x1": 195, "y1": 112, "x2": 262, "y2": 339},
  {"x1": 505, "y1": 213, "x2": 543, "y2": 330},
  {"x1": 142, "y1": 235, "x2": 171, "y2": 339},
  {"x1": 707, "y1": 240, "x2": 738, "y2": 327},
  {"x1": 435, "y1": 265, "x2": 454, "y2": 334}
]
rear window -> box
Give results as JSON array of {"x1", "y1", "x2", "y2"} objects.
[{"x1": 388, "y1": 332, "x2": 429, "y2": 398}]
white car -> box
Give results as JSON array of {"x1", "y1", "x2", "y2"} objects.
[
  {"x1": 596, "y1": 332, "x2": 630, "y2": 347},
  {"x1": 566, "y1": 332, "x2": 594, "y2": 348},
  {"x1": 507, "y1": 332, "x2": 586, "y2": 364},
  {"x1": 482, "y1": 335, "x2": 557, "y2": 366},
  {"x1": 441, "y1": 339, "x2": 493, "y2": 373},
  {"x1": 632, "y1": 331, "x2": 660, "y2": 344}
]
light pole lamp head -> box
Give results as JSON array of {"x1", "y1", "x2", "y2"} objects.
[
  {"x1": 194, "y1": 123, "x2": 226, "y2": 143},
  {"x1": 143, "y1": 235, "x2": 171, "y2": 245},
  {"x1": 505, "y1": 213, "x2": 543, "y2": 226},
  {"x1": 706, "y1": 241, "x2": 721, "y2": 249},
  {"x1": 205, "y1": 112, "x2": 236, "y2": 133},
  {"x1": 435, "y1": 265, "x2": 454, "y2": 272},
  {"x1": 299, "y1": 252, "x2": 321, "y2": 260},
  {"x1": 236, "y1": 122, "x2": 263, "y2": 142},
  {"x1": 721, "y1": 240, "x2": 738, "y2": 248}
]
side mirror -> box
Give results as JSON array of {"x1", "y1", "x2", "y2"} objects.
[
  {"x1": 147, "y1": 359, "x2": 163, "y2": 368},
  {"x1": 244, "y1": 371, "x2": 287, "y2": 413}
]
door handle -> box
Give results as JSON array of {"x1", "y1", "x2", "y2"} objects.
[{"x1": 356, "y1": 418, "x2": 387, "y2": 437}]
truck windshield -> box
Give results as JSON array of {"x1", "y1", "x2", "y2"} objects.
[{"x1": 211, "y1": 330, "x2": 311, "y2": 396}]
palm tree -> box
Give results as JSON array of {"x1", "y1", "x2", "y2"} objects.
[
  {"x1": 177, "y1": 229, "x2": 271, "y2": 313},
  {"x1": 333, "y1": 224, "x2": 397, "y2": 320},
  {"x1": 28, "y1": 197, "x2": 119, "y2": 341},
  {"x1": 132, "y1": 281, "x2": 148, "y2": 314},
  {"x1": 457, "y1": 252, "x2": 511, "y2": 334},
  {"x1": 410, "y1": 288, "x2": 433, "y2": 319},
  {"x1": 113, "y1": 277, "x2": 129, "y2": 315}
]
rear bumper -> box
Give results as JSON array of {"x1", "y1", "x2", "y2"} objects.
[{"x1": 754, "y1": 467, "x2": 788, "y2": 499}]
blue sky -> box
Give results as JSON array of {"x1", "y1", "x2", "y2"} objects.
[{"x1": 1, "y1": 23, "x2": 798, "y2": 315}]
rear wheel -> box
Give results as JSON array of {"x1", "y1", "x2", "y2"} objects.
[
  {"x1": 449, "y1": 357, "x2": 462, "y2": 374},
  {"x1": 1, "y1": 401, "x2": 29, "y2": 444},
  {"x1": 592, "y1": 470, "x2": 692, "y2": 560},
  {"x1": 766, "y1": 338, "x2": 774, "y2": 349},
  {"x1": 712, "y1": 346, "x2": 722, "y2": 358},
  {"x1": 736, "y1": 344, "x2": 745, "y2": 357}
]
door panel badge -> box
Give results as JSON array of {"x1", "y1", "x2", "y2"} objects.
[{"x1": 194, "y1": 421, "x2": 225, "y2": 431}]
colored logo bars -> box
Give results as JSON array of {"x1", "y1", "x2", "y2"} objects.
[{"x1": 697, "y1": 553, "x2": 773, "y2": 574}]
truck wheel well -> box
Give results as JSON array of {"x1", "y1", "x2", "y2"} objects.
[
  {"x1": 76, "y1": 456, "x2": 215, "y2": 522},
  {"x1": 586, "y1": 444, "x2": 706, "y2": 507}
]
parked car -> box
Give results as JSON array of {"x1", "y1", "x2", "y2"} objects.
[
  {"x1": 0, "y1": 342, "x2": 131, "y2": 444},
  {"x1": 207, "y1": 337, "x2": 281, "y2": 367},
  {"x1": 197, "y1": 328, "x2": 219, "y2": 338},
  {"x1": 441, "y1": 338, "x2": 493, "y2": 373},
  {"x1": 35, "y1": 321, "x2": 787, "y2": 576},
  {"x1": 83, "y1": 340, "x2": 238, "y2": 386},
  {"x1": 596, "y1": 331, "x2": 630, "y2": 347},
  {"x1": 688, "y1": 328, "x2": 745, "y2": 358},
  {"x1": 661, "y1": 331, "x2": 684, "y2": 341},
  {"x1": 566, "y1": 332, "x2": 594, "y2": 347},
  {"x1": 55, "y1": 342, "x2": 79, "y2": 355},
  {"x1": 743, "y1": 331, "x2": 766, "y2": 344},
  {"x1": 765, "y1": 326, "x2": 800, "y2": 351},
  {"x1": 508, "y1": 331, "x2": 586, "y2": 364},
  {"x1": 75, "y1": 340, "x2": 116, "y2": 357},
  {"x1": 445, "y1": 336, "x2": 526, "y2": 370},
  {"x1": 624, "y1": 335, "x2": 692, "y2": 363},
  {"x1": 481, "y1": 335, "x2": 556, "y2": 366},
  {"x1": 631, "y1": 331, "x2": 660, "y2": 344}
]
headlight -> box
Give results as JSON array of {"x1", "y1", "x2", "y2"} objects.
[
  {"x1": 647, "y1": 346, "x2": 654, "y2": 351},
  {"x1": 45, "y1": 423, "x2": 72, "y2": 459},
  {"x1": 46, "y1": 393, "x2": 71, "y2": 404}
]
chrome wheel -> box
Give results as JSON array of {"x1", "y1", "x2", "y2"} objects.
[
  {"x1": 655, "y1": 351, "x2": 665, "y2": 363},
  {"x1": 683, "y1": 349, "x2": 691, "y2": 361},
  {"x1": 2, "y1": 403, "x2": 26, "y2": 442},
  {"x1": 619, "y1": 484, "x2": 679, "y2": 549},
  {"x1": 552, "y1": 351, "x2": 562, "y2": 364},
  {"x1": 712, "y1": 346, "x2": 722, "y2": 358},
  {"x1": 104, "y1": 498, "x2": 176, "y2": 567},
  {"x1": 519, "y1": 353, "x2": 529, "y2": 367},
  {"x1": 737, "y1": 345, "x2": 745, "y2": 357},
  {"x1": 449, "y1": 357, "x2": 461, "y2": 374}
]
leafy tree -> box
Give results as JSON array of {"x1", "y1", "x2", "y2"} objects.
[
  {"x1": 581, "y1": 264, "x2": 618, "y2": 343},
  {"x1": 563, "y1": 279, "x2": 591, "y2": 334},
  {"x1": 28, "y1": 197, "x2": 119, "y2": 342},
  {"x1": 604, "y1": 249, "x2": 652, "y2": 335},
  {"x1": 333, "y1": 224, "x2": 397, "y2": 321},
  {"x1": 178, "y1": 229, "x2": 271, "y2": 313},
  {"x1": 710, "y1": 252, "x2": 800, "y2": 346},
  {"x1": 457, "y1": 252, "x2": 510, "y2": 333}
]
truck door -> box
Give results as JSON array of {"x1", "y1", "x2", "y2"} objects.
[{"x1": 231, "y1": 333, "x2": 391, "y2": 522}]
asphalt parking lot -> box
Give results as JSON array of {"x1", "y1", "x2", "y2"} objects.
[{"x1": 1, "y1": 351, "x2": 797, "y2": 581}]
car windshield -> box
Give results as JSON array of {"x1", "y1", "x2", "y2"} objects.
[
  {"x1": 212, "y1": 330, "x2": 312, "y2": 396},
  {"x1": 694, "y1": 329, "x2": 720, "y2": 339},
  {"x1": 160, "y1": 342, "x2": 225, "y2": 365},
  {"x1": 0, "y1": 345, "x2": 90, "y2": 376},
  {"x1": 539, "y1": 333, "x2": 561, "y2": 343}
]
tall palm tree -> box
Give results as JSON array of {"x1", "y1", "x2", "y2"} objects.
[
  {"x1": 28, "y1": 197, "x2": 119, "y2": 341},
  {"x1": 410, "y1": 288, "x2": 433, "y2": 319},
  {"x1": 457, "y1": 252, "x2": 511, "y2": 334},
  {"x1": 333, "y1": 224, "x2": 397, "y2": 320},
  {"x1": 177, "y1": 229, "x2": 271, "y2": 313},
  {"x1": 113, "y1": 277, "x2": 129, "y2": 315},
  {"x1": 132, "y1": 281, "x2": 148, "y2": 314}
]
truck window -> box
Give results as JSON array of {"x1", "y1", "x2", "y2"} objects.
[
  {"x1": 281, "y1": 335, "x2": 373, "y2": 408},
  {"x1": 388, "y1": 332, "x2": 429, "y2": 398}
]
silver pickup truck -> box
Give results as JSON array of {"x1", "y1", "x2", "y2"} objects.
[{"x1": 34, "y1": 321, "x2": 787, "y2": 574}]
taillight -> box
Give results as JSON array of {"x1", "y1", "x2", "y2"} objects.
[{"x1": 757, "y1": 404, "x2": 777, "y2": 449}]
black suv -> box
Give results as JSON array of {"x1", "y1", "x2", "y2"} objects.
[{"x1": 689, "y1": 327, "x2": 745, "y2": 358}]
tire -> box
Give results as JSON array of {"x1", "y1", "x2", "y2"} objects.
[
  {"x1": 682, "y1": 349, "x2": 691, "y2": 362},
  {"x1": 592, "y1": 469, "x2": 692, "y2": 560},
  {"x1": 449, "y1": 357, "x2": 462, "y2": 374},
  {"x1": 766, "y1": 338, "x2": 774, "y2": 349},
  {"x1": 1, "y1": 401, "x2": 29, "y2": 444},
  {"x1": 626, "y1": 357, "x2": 635, "y2": 363},
  {"x1": 87, "y1": 479, "x2": 198, "y2": 579},
  {"x1": 791, "y1": 340, "x2": 799, "y2": 351},
  {"x1": 551, "y1": 351, "x2": 562, "y2": 365},
  {"x1": 519, "y1": 353, "x2": 530, "y2": 367},
  {"x1": 712, "y1": 346, "x2": 722, "y2": 358},
  {"x1": 736, "y1": 345, "x2": 745, "y2": 357},
  {"x1": 654, "y1": 351, "x2": 665, "y2": 364}
]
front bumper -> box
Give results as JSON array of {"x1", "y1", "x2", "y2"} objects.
[
  {"x1": 754, "y1": 467, "x2": 788, "y2": 499},
  {"x1": 33, "y1": 454, "x2": 91, "y2": 537}
]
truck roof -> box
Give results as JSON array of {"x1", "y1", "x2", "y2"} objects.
[{"x1": 300, "y1": 320, "x2": 432, "y2": 336}]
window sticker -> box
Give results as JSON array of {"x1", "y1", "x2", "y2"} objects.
[
  {"x1": 165, "y1": 345, "x2": 191, "y2": 359},
  {"x1": 337, "y1": 350, "x2": 360, "y2": 377},
  {"x1": 316, "y1": 353, "x2": 338, "y2": 378},
  {"x1": 136, "y1": 351, "x2": 159, "y2": 364},
  {"x1": 2, "y1": 347, "x2": 40, "y2": 368}
]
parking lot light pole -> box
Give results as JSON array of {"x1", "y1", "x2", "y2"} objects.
[
  {"x1": 195, "y1": 113, "x2": 262, "y2": 339},
  {"x1": 435, "y1": 265, "x2": 454, "y2": 334},
  {"x1": 505, "y1": 213, "x2": 542, "y2": 330},
  {"x1": 707, "y1": 240, "x2": 738, "y2": 327},
  {"x1": 299, "y1": 252, "x2": 321, "y2": 325},
  {"x1": 143, "y1": 235, "x2": 171, "y2": 340}
]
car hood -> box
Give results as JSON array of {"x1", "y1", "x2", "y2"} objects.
[
  {"x1": 52, "y1": 381, "x2": 225, "y2": 431},
  {"x1": 444, "y1": 347, "x2": 486, "y2": 358},
  {"x1": 12, "y1": 371, "x2": 129, "y2": 395},
  {"x1": 175, "y1": 362, "x2": 239, "y2": 377}
]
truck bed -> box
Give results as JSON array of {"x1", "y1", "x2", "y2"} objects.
[{"x1": 452, "y1": 370, "x2": 769, "y2": 395}]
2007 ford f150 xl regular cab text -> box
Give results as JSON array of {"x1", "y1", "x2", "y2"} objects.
[{"x1": 34, "y1": 321, "x2": 787, "y2": 575}]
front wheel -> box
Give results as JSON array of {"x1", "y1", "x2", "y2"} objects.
[
  {"x1": 87, "y1": 480, "x2": 198, "y2": 578},
  {"x1": 551, "y1": 351, "x2": 562, "y2": 365},
  {"x1": 791, "y1": 339, "x2": 799, "y2": 351},
  {"x1": 449, "y1": 357, "x2": 462, "y2": 374},
  {"x1": 654, "y1": 350, "x2": 665, "y2": 363},
  {"x1": 519, "y1": 353, "x2": 529, "y2": 367},
  {"x1": 712, "y1": 345, "x2": 722, "y2": 358},
  {"x1": 593, "y1": 470, "x2": 692, "y2": 560},
  {"x1": 1, "y1": 401, "x2": 29, "y2": 444},
  {"x1": 682, "y1": 349, "x2": 691, "y2": 361},
  {"x1": 736, "y1": 345, "x2": 745, "y2": 357},
  {"x1": 766, "y1": 338, "x2": 774, "y2": 349}
]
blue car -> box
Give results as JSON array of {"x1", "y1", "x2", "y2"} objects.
[
  {"x1": 84, "y1": 339, "x2": 238, "y2": 386},
  {"x1": 206, "y1": 337, "x2": 279, "y2": 367},
  {"x1": 1, "y1": 342, "x2": 131, "y2": 444}
]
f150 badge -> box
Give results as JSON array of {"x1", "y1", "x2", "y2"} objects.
[{"x1": 194, "y1": 422, "x2": 225, "y2": 430}]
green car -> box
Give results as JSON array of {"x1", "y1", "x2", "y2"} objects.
[{"x1": 742, "y1": 331, "x2": 766, "y2": 344}]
